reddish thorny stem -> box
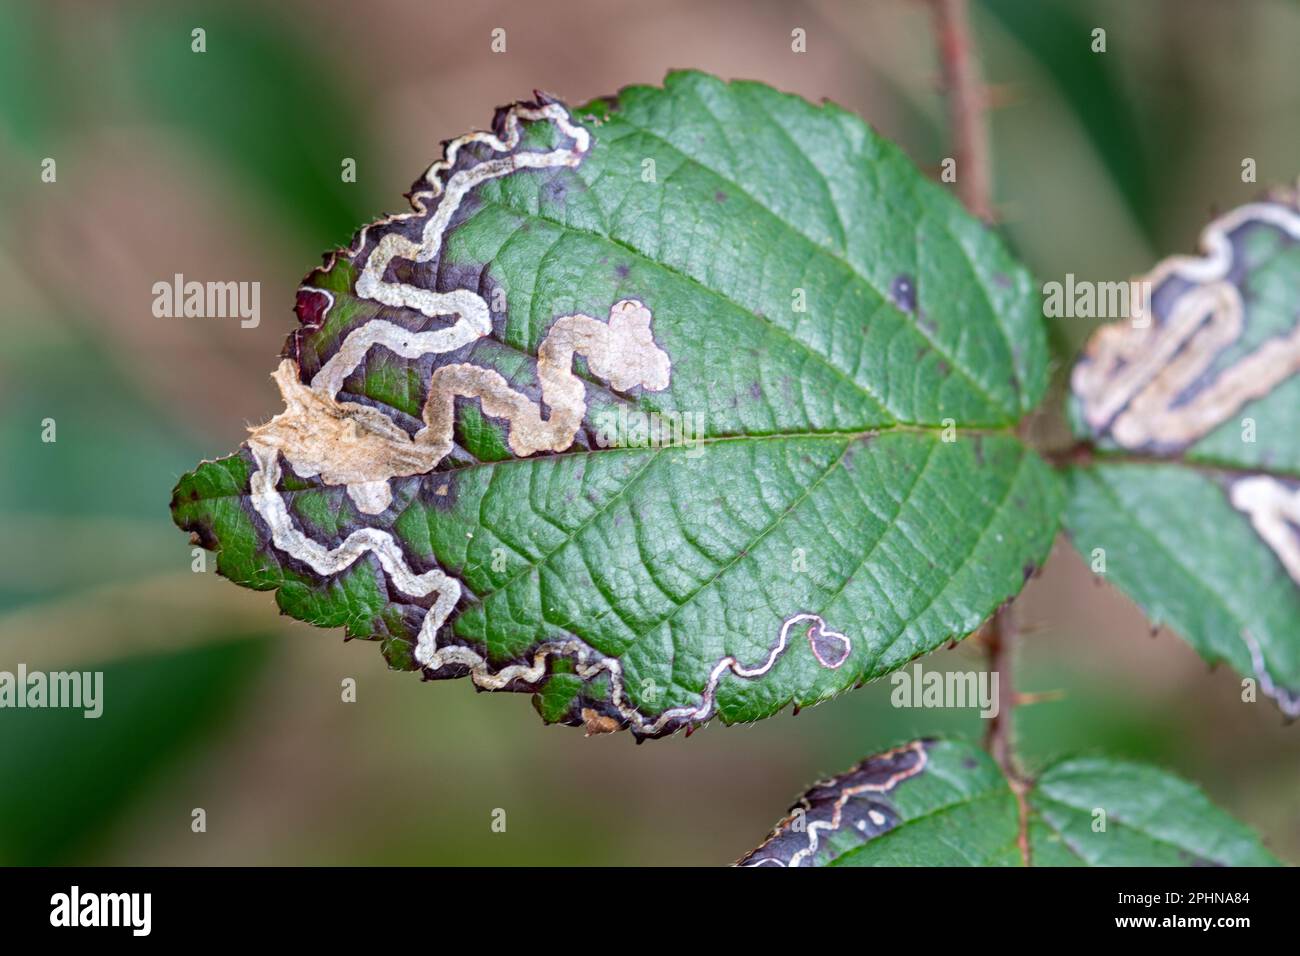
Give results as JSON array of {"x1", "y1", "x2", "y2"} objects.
[
  {"x1": 930, "y1": 0, "x2": 1033, "y2": 864},
  {"x1": 931, "y1": 0, "x2": 995, "y2": 222},
  {"x1": 983, "y1": 603, "x2": 1032, "y2": 864}
]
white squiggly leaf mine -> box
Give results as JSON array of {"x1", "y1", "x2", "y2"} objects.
[
  {"x1": 1073, "y1": 202, "x2": 1300, "y2": 454},
  {"x1": 1073, "y1": 201, "x2": 1300, "y2": 592},
  {"x1": 237, "y1": 100, "x2": 852, "y2": 736},
  {"x1": 739, "y1": 740, "x2": 930, "y2": 866}
]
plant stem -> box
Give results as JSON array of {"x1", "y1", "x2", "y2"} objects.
[
  {"x1": 985, "y1": 603, "x2": 1032, "y2": 865},
  {"x1": 929, "y1": 0, "x2": 1013, "y2": 757},
  {"x1": 930, "y1": 0, "x2": 995, "y2": 220},
  {"x1": 929, "y1": 1, "x2": 1028, "y2": 861},
  {"x1": 984, "y1": 603, "x2": 1018, "y2": 773}
]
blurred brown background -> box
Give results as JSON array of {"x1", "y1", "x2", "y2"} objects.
[{"x1": 0, "y1": 0, "x2": 1297, "y2": 865}]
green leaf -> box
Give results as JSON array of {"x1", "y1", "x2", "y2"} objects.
[
  {"x1": 1066, "y1": 197, "x2": 1300, "y2": 715},
  {"x1": 172, "y1": 71, "x2": 1058, "y2": 739},
  {"x1": 1029, "y1": 755, "x2": 1280, "y2": 866},
  {"x1": 1066, "y1": 464, "x2": 1300, "y2": 712},
  {"x1": 739, "y1": 739, "x2": 1022, "y2": 866},
  {"x1": 740, "y1": 739, "x2": 1279, "y2": 866}
]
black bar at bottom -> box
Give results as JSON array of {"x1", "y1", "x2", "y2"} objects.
[{"x1": 0, "y1": 865, "x2": 1291, "y2": 940}]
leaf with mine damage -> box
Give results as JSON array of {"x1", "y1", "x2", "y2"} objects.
[
  {"x1": 738, "y1": 739, "x2": 1022, "y2": 866},
  {"x1": 739, "y1": 739, "x2": 1279, "y2": 866},
  {"x1": 172, "y1": 71, "x2": 1058, "y2": 739},
  {"x1": 1066, "y1": 194, "x2": 1300, "y2": 717}
]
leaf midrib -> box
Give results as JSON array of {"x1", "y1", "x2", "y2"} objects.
[
  {"x1": 192, "y1": 424, "x2": 1023, "y2": 505},
  {"x1": 1088, "y1": 449, "x2": 1300, "y2": 482}
]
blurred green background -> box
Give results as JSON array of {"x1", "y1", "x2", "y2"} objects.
[{"x1": 1, "y1": 0, "x2": 1297, "y2": 865}]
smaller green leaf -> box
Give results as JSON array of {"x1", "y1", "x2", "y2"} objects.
[
  {"x1": 738, "y1": 739, "x2": 1021, "y2": 866},
  {"x1": 1066, "y1": 463, "x2": 1300, "y2": 714},
  {"x1": 1065, "y1": 196, "x2": 1300, "y2": 715},
  {"x1": 740, "y1": 738, "x2": 1280, "y2": 866},
  {"x1": 1029, "y1": 756, "x2": 1281, "y2": 866}
]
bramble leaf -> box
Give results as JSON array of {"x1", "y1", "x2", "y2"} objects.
[
  {"x1": 1066, "y1": 196, "x2": 1300, "y2": 716},
  {"x1": 740, "y1": 738, "x2": 1279, "y2": 866},
  {"x1": 738, "y1": 739, "x2": 1022, "y2": 866},
  {"x1": 1028, "y1": 754, "x2": 1280, "y2": 866},
  {"x1": 172, "y1": 71, "x2": 1058, "y2": 738}
]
